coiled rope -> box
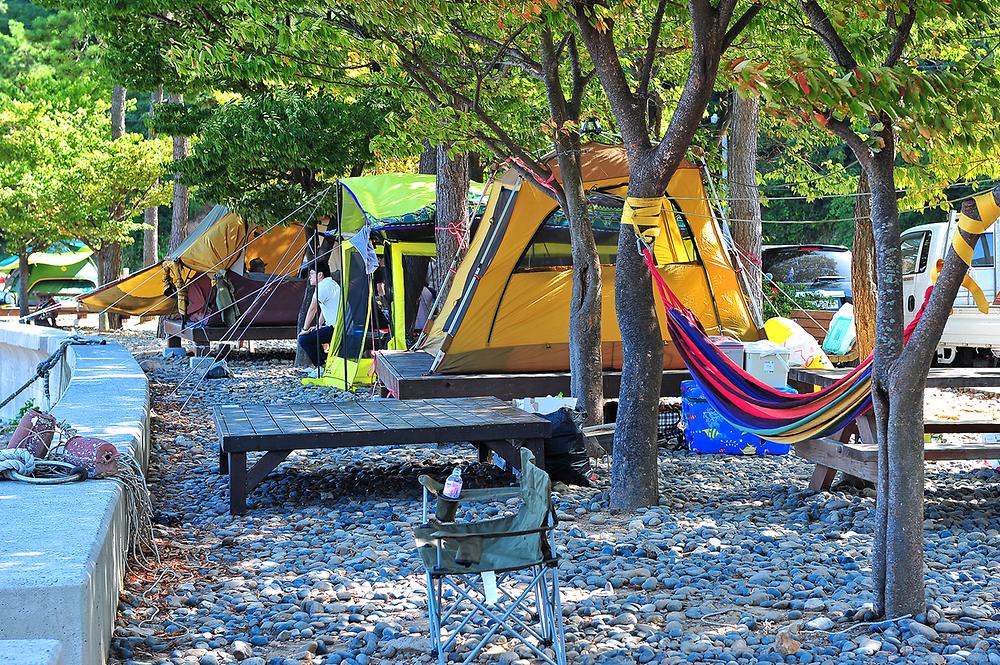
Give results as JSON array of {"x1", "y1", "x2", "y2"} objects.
[{"x1": 0, "y1": 448, "x2": 87, "y2": 484}]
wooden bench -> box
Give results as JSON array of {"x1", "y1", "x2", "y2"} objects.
[
  {"x1": 795, "y1": 419, "x2": 1000, "y2": 490},
  {"x1": 213, "y1": 397, "x2": 552, "y2": 514}
]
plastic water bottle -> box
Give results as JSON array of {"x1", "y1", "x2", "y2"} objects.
[{"x1": 443, "y1": 467, "x2": 463, "y2": 499}]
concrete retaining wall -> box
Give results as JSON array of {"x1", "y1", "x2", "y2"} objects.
[
  {"x1": 0, "y1": 323, "x2": 150, "y2": 665},
  {"x1": 0, "y1": 326, "x2": 71, "y2": 420}
]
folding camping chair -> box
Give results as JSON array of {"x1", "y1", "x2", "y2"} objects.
[{"x1": 414, "y1": 448, "x2": 567, "y2": 665}]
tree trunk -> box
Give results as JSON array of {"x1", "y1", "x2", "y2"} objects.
[
  {"x1": 553, "y1": 138, "x2": 604, "y2": 427},
  {"x1": 866, "y1": 148, "x2": 925, "y2": 619},
  {"x1": 168, "y1": 92, "x2": 189, "y2": 252},
  {"x1": 726, "y1": 91, "x2": 763, "y2": 324},
  {"x1": 852, "y1": 171, "x2": 877, "y2": 359},
  {"x1": 419, "y1": 140, "x2": 437, "y2": 175},
  {"x1": 432, "y1": 144, "x2": 470, "y2": 291},
  {"x1": 101, "y1": 84, "x2": 128, "y2": 331},
  {"x1": 468, "y1": 152, "x2": 484, "y2": 183},
  {"x1": 17, "y1": 252, "x2": 30, "y2": 319},
  {"x1": 143, "y1": 87, "x2": 164, "y2": 267},
  {"x1": 610, "y1": 165, "x2": 665, "y2": 510}
]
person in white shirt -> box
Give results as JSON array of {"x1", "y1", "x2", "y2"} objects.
[{"x1": 298, "y1": 260, "x2": 342, "y2": 367}]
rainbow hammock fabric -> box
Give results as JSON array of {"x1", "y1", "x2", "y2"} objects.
[
  {"x1": 639, "y1": 246, "x2": 925, "y2": 445},
  {"x1": 621, "y1": 190, "x2": 997, "y2": 445}
]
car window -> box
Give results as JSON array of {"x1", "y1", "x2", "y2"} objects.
[
  {"x1": 761, "y1": 247, "x2": 850, "y2": 285},
  {"x1": 972, "y1": 233, "x2": 994, "y2": 268},
  {"x1": 900, "y1": 232, "x2": 930, "y2": 275}
]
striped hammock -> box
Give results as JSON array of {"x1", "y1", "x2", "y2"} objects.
[{"x1": 640, "y1": 246, "x2": 927, "y2": 444}]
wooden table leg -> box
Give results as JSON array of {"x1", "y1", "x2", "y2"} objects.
[
  {"x1": 229, "y1": 452, "x2": 248, "y2": 516},
  {"x1": 219, "y1": 447, "x2": 229, "y2": 474},
  {"x1": 477, "y1": 442, "x2": 491, "y2": 464},
  {"x1": 523, "y1": 438, "x2": 546, "y2": 470},
  {"x1": 809, "y1": 464, "x2": 838, "y2": 491}
]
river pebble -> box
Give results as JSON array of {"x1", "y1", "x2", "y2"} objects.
[{"x1": 100, "y1": 330, "x2": 1000, "y2": 665}]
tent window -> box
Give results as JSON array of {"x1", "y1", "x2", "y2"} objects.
[
  {"x1": 515, "y1": 194, "x2": 623, "y2": 271},
  {"x1": 663, "y1": 198, "x2": 699, "y2": 264}
]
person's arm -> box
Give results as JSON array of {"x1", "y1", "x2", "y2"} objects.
[{"x1": 302, "y1": 293, "x2": 318, "y2": 333}]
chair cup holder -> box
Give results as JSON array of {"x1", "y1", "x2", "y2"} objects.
[{"x1": 435, "y1": 496, "x2": 459, "y2": 522}]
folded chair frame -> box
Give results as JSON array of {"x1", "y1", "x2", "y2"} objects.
[{"x1": 424, "y1": 560, "x2": 567, "y2": 665}]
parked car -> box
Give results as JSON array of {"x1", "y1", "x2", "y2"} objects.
[
  {"x1": 901, "y1": 213, "x2": 999, "y2": 366},
  {"x1": 761, "y1": 244, "x2": 853, "y2": 310}
]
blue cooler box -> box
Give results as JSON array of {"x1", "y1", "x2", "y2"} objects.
[{"x1": 680, "y1": 380, "x2": 792, "y2": 455}]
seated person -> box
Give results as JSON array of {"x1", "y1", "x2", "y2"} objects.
[
  {"x1": 297, "y1": 260, "x2": 342, "y2": 367},
  {"x1": 247, "y1": 257, "x2": 266, "y2": 274}
]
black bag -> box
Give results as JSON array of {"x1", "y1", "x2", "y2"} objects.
[{"x1": 541, "y1": 407, "x2": 592, "y2": 486}]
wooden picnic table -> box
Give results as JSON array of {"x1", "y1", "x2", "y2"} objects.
[
  {"x1": 788, "y1": 367, "x2": 1000, "y2": 490},
  {"x1": 213, "y1": 396, "x2": 551, "y2": 515}
]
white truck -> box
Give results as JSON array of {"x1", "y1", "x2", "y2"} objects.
[{"x1": 901, "y1": 212, "x2": 999, "y2": 366}]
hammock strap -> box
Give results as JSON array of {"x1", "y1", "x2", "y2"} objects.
[{"x1": 947, "y1": 192, "x2": 1000, "y2": 313}]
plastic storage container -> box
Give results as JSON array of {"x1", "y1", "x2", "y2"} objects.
[
  {"x1": 709, "y1": 335, "x2": 745, "y2": 368},
  {"x1": 681, "y1": 380, "x2": 792, "y2": 455},
  {"x1": 743, "y1": 341, "x2": 791, "y2": 387},
  {"x1": 823, "y1": 303, "x2": 857, "y2": 356}
]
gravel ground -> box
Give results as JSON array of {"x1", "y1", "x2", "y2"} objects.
[{"x1": 99, "y1": 329, "x2": 1000, "y2": 665}]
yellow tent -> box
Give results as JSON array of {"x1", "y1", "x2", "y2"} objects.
[
  {"x1": 418, "y1": 142, "x2": 760, "y2": 373},
  {"x1": 80, "y1": 206, "x2": 307, "y2": 316}
]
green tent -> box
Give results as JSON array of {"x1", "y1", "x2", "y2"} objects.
[{"x1": 1, "y1": 241, "x2": 99, "y2": 302}]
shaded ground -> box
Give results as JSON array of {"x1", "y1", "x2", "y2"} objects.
[{"x1": 102, "y1": 329, "x2": 1000, "y2": 665}]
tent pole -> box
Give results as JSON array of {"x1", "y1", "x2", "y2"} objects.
[
  {"x1": 339, "y1": 187, "x2": 349, "y2": 391},
  {"x1": 313, "y1": 218, "x2": 321, "y2": 381}
]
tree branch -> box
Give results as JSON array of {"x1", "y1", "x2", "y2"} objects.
[
  {"x1": 797, "y1": 0, "x2": 858, "y2": 69},
  {"x1": 384, "y1": 32, "x2": 552, "y2": 179},
  {"x1": 449, "y1": 23, "x2": 542, "y2": 78},
  {"x1": 571, "y1": 3, "x2": 649, "y2": 152},
  {"x1": 825, "y1": 115, "x2": 874, "y2": 170},
  {"x1": 722, "y1": 4, "x2": 763, "y2": 52},
  {"x1": 638, "y1": 0, "x2": 668, "y2": 101},
  {"x1": 884, "y1": 0, "x2": 916, "y2": 67}
]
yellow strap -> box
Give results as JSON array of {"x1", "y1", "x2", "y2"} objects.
[
  {"x1": 931, "y1": 258, "x2": 990, "y2": 314},
  {"x1": 941, "y1": 192, "x2": 998, "y2": 314},
  {"x1": 951, "y1": 232, "x2": 976, "y2": 265},
  {"x1": 622, "y1": 196, "x2": 663, "y2": 245}
]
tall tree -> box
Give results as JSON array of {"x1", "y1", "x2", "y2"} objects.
[
  {"x1": 736, "y1": 0, "x2": 1000, "y2": 616},
  {"x1": 142, "y1": 86, "x2": 163, "y2": 267},
  {"x1": 167, "y1": 91, "x2": 188, "y2": 252},
  {"x1": 433, "y1": 142, "x2": 470, "y2": 291},
  {"x1": 727, "y1": 90, "x2": 763, "y2": 323},
  {"x1": 99, "y1": 82, "x2": 126, "y2": 330},
  {"x1": 852, "y1": 171, "x2": 877, "y2": 358},
  {"x1": 570, "y1": 0, "x2": 762, "y2": 509},
  {"x1": 0, "y1": 99, "x2": 170, "y2": 317}
]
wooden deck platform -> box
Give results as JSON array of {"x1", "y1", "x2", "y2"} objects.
[
  {"x1": 789, "y1": 366, "x2": 1000, "y2": 390},
  {"x1": 213, "y1": 397, "x2": 551, "y2": 514},
  {"x1": 374, "y1": 350, "x2": 690, "y2": 400}
]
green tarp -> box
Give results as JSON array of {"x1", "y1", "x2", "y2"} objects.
[{"x1": 338, "y1": 174, "x2": 485, "y2": 234}]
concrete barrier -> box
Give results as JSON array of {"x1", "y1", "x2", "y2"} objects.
[
  {"x1": 0, "y1": 640, "x2": 64, "y2": 665},
  {"x1": 0, "y1": 323, "x2": 150, "y2": 665}
]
